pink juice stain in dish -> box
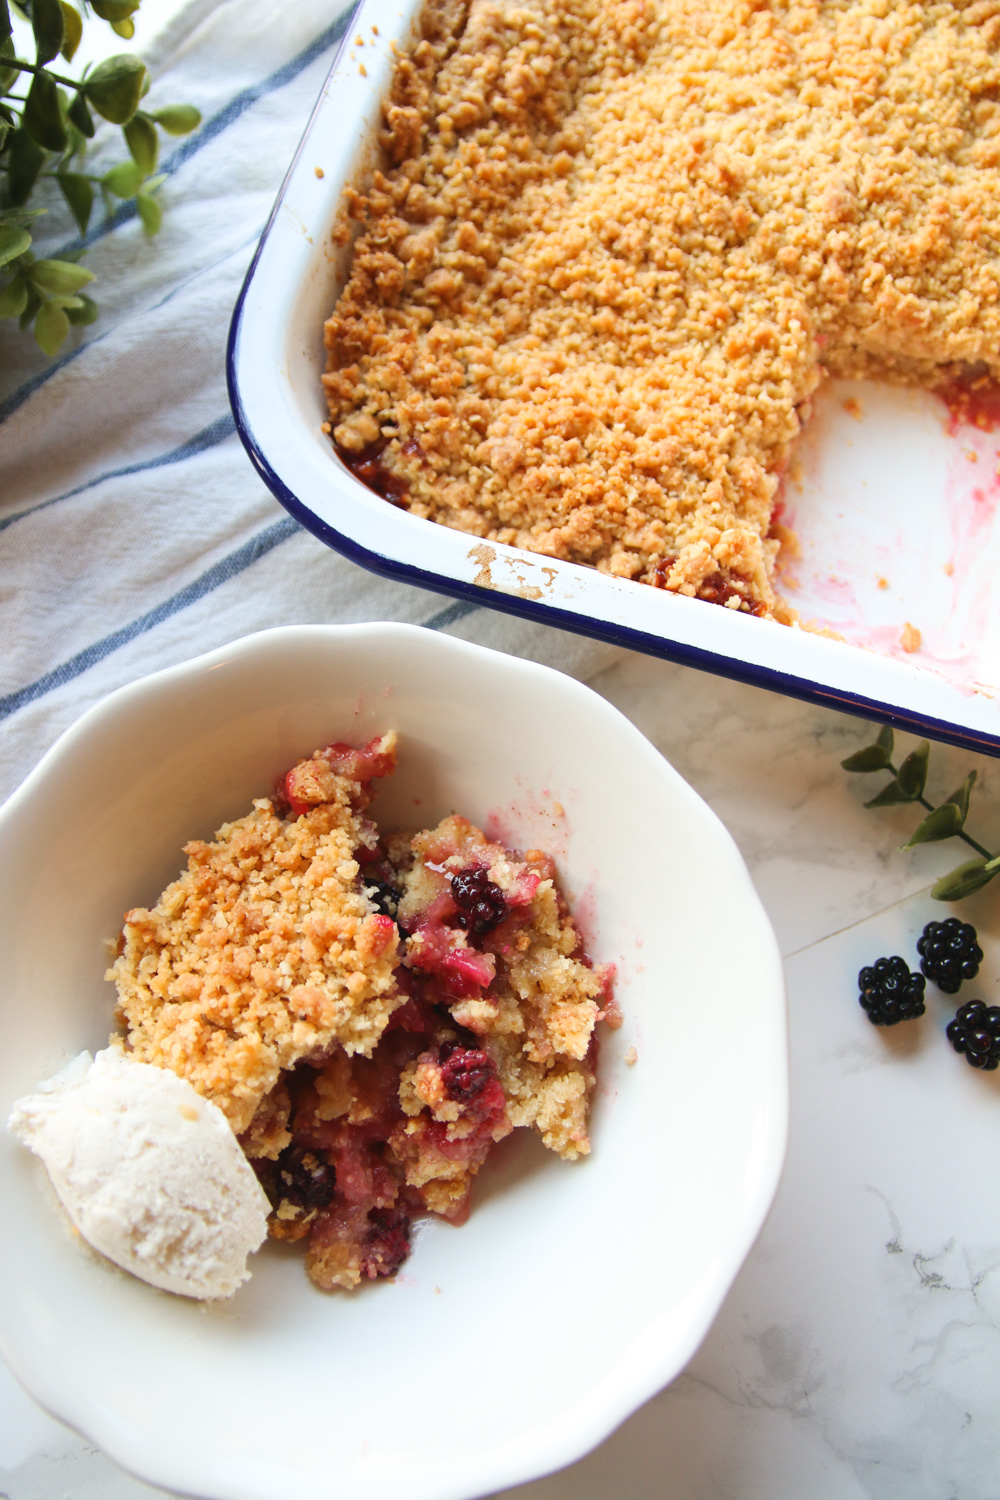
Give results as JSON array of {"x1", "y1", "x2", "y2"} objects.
[
  {"x1": 929, "y1": 380, "x2": 1000, "y2": 689},
  {"x1": 788, "y1": 379, "x2": 1000, "y2": 691},
  {"x1": 484, "y1": 776, "x2": 572, "y2": 864}
]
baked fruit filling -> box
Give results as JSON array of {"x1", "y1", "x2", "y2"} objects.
[{"x1": 110, "y1": 736, "x2": 617, "y2": 1291}]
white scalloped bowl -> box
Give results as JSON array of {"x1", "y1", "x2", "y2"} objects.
[{"x1": 0, "y1": 623, "x2": 786, "y2": 1500}]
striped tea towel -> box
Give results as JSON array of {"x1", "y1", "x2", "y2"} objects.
[{"x1": 0, "y1": 0, "x2": 621, "y2": 807}]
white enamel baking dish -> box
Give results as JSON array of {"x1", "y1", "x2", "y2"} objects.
[{"x1": 227, "y1": 0, "x2": 1000, "y2": 757}]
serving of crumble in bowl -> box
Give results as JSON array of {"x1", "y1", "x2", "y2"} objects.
[
  {"x1": 0, "y1": 623, "x2": 784, "y2": 1500},
  {"x1": 230, "y1": 0, "x2": 1000, "y2": 757}
]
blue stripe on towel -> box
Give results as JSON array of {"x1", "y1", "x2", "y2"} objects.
[
  {"x1": 423, "y1": 601, "x2": 478, "y2": 632},
  {"x1": 0, "y1": 414, "x2": 237, "y2": 536},
  {"x1": 0, "y1": 516, "x2": 300, "y2": 722},
  {"x1": 0, "y1": 222, "x2": 265, "y2": 428}
]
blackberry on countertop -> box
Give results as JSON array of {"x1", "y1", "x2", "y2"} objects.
[
  {"x1": 858, "y1": 956, "x2": 926, "y2": 1025},
  {"x1": 946, "y1": 1001, "x2": 1000, "y2": 1070},
  {"x1": 917, "y1": 918, "x2": 983, "y2": 994}
]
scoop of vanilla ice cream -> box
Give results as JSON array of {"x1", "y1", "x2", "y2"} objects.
[{"x1": 8, "y1": 1047, "x2": 270, "y2": 1299}]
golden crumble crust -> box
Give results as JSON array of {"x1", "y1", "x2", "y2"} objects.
[
  {"x1": 109, "y1": 763, "x2": 401, "y2": 1135},
  {"x1": 324, "y1": 0, "x2": 1000, "y2": 617}
]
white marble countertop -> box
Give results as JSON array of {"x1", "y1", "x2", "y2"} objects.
[{"x1": 2, "y1": 647, "x2": 998, "y2": 1499}]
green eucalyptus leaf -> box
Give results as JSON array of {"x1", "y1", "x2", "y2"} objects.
[
  {"x1": 0, "y1": 119, "x2": 9, "y2": 150},
  {"x1": 931, "y1": 857, "x2": 999, "y2": 902},
  {"x1": 103, "y1": 156, "x2": 142, "y2": 196},
  {"x1": 0, "y1": 205, "x2": 46, "y2": 227},
  {"x1": 0, "y1": 35, "x2": 16, "y2": 91},
  {"x1": 29, "y1": 256, "x2": 94, "y2": 293},
  {"x1": 83, "y1": 53, "x2": 145, "y2": 124},
  {"x1": 841, "y1": 743, "x2": 891, "y2": 773},
  {"x1": 58, "y1": 0, "x2": 81, "y2": 59},
  {"x1": 0, "y1": 271, "x2": 28, "y2": 317},
  {"x1": 876, "y1": 724, "x2": 894, "y2": 757},
  {"x1": 150, "y1": 102, "x2": 200, "y2": 135},
  {"x1": 68, "y1": 89, "x2": 94, "y2": 137},
  {"x1": 23, "y1": 69, "x2": 68, "y2": 152},
  {"x1": 90, "y1": 0, "x2": 140, "y2": 19},
  {"x1": 33, "y1": 297, "x2": 69, "y2": 355},
  {"x1": 902, "y1": 802, "x2": 963, "y2": 849},
  {"x1": 65, "y1": 289, "x2": 97, "y2": 323},
  {"x1": 32, "y1": 0, "x2": 65, "y2": 64},
  {"x1": 6, "y1": 127, "x2": 46, "y2": 206},
  {"x1": 865, "y1": 778, "x2": 914, "y2": 808},
  {"x1": 136, "y1": 188, "x2": 161, "y2": 234},
  {"x1": 123, "y1": 110, "x2": 157, "y2": 174},
  {"x1": 64, "y1": 117, "x2": 86, "y2": 156},
  {"x1": 945, "y1": 770, "x2": 977, "y2": 827},
  {"x1": 57, "y1": 170, "x2": 92, "y2": 232},
  {"x1": 46, "y1": 291, "x2": 83, "y2": 308},
  {"x1": 0, "y1": 221, "x2": 30, "y2": 266},
  {"x1": 18, "y1": 280, "x2": 42, "y2": 329},
  {"x1": 0, "y1": 0, "x2": 11, "y2": 42},
  {"x1": 896, "y1": 741, "x2": 929, "y2": 800},
  {"x1": 111, "y1": 15, "x2": 134, "y2": 36}
]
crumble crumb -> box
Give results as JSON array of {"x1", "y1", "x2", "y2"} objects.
[
  {"x1": 324, "y1": 0, "x2": 1000, "y2": 620},
  {"x1": 877, "y1": 576, "x2": 889, "y2": 590},
  {"x1": 901, "y1": 621, "x2": 922, "y2": 652},
  {"x1": 624, "y1": 1045, "x2": 638, "y2": 1066},
  {"x1": 315, "y1": 166, "x2": 325, "y2": 179},
  {"x1": 843, "y1": 399, "x2": 863, "y2": 421}
]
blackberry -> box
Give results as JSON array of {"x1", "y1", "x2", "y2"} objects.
[
  {"x1": 946, "y1": 1000, "x2": 1000, "y2": 1070},
  {"x1": 858, "y1": 956, "x2": 926, "y2": 1025},
  {"x1": 438, "y1": 1041, "x2": 496, "y2": 1103},
  {"x1": 450, "y1": 867, "x2": 509, "y2": 935},
  {"x1": 361, "y1": 1208, "x2": 411, "y2": 1279},
  {"x1": 276, "y1": 1146, "x2": 336, "y2": 1209},
  {"x1": 366, "y1": 878, "x2": 400, "y2": 919},
  {"x1": 917, "y1": 918, "x2": 983, "y2": 994}
]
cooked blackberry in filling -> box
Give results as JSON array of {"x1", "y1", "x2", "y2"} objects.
[{"x1": 110, "y1": 734, "x2": 618, "y2": 1291}]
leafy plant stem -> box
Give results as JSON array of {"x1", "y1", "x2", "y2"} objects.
[
  {"x1": 880, "y1": 761, "x2": 993, "y2": 858},
  {"x1": 3, "y1": 57, "x2": 83, "y2": 90}
]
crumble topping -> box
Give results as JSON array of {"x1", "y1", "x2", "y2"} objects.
[
  {"x1": 109, "y1": 737, "x2": 617, "y2": 1291},
  {"x1": 110, "y1": 735, "x2": 401, "y2": 1135},
  {"x1": 323, "y1": 0, "x2": 1000, "y2": 618}
]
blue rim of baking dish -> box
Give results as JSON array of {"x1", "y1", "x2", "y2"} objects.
[{"x1": 226, "y1": 35, "x2": 1000, "y2": 762}]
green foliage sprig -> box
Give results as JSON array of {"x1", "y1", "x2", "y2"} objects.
[
  {"x1": 0, "y1": 0, "x2": 200, "y2": 355},
  {"x1": 842, "y1": 724, "x2": 1000, "y2": 901}
]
